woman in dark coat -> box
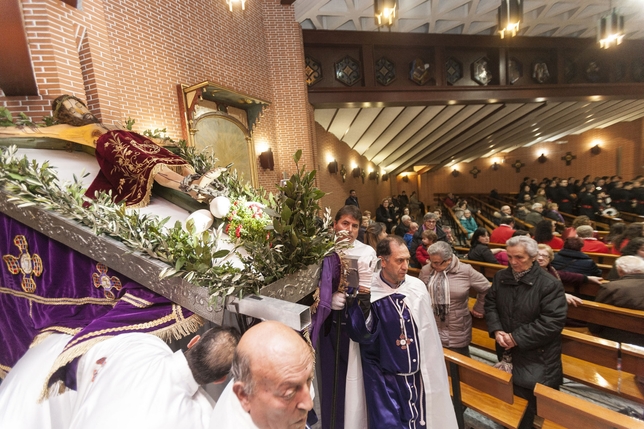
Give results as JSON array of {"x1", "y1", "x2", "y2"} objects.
[
  {"x1": 484, "y1": 235, "x2": 567, "y2": 429},
  {"x1": 375, "y1": 198, "x2": 396, "y2": 233},
  {"x1": 551, "y1": 237, "x2": 602, "y2": 277},
  {"x1": 468, "y1": 228, "x2": 506, "y2": 265}
]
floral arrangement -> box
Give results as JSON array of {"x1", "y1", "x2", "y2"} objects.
[
  {"x1": 224, "y1": 200, "x2": 271, "y2": 242},
  {"x1": 0, "y1": 145, "x2": 334, "y2": 303}
]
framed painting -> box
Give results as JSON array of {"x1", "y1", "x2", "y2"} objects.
[{"x1": 191, "y1": 111, "x2": 257, "y2": 186}]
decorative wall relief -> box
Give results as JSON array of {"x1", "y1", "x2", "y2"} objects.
[
  {"x1": 409, "y1": 58, "x2": 432, "y2": 85},
  {"x1": 445, "y1": 57, "x2": 463, "y2": 85},
  {"x1": 512, "y1": 160, "x2": 525, "y2": 173},
  {"x1": 585, "y1": 61, "x2": 603, "y2": 83},
  {"x1": 532, "y1": 61, "x2": 550, "y2": 84},
  {"x1": 507, "y1": 57, "x2": 522, "y2": 85},
  {"x1": 335, "y1": 56, "x2": 362, "y2": 86},
  {"x1": 305, "y1": 56, "x2": 323, "y2": 87},
  {"x1": 469, "y1": 166, "x2": 481, "y2": 179},
  {"x1": 375, "y1": 57, "x2": 396, "y2": 86},
  {"x1": 471, "y1": 57, "x2": 492, "y2": 86},
  {"x1": 561, "y1": 152, "x2": 576, "y2": 166}
]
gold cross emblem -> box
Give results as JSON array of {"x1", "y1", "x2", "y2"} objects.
[
  {"x1": 2, "y1": 235, "x2": 43, "y2": 293},
  {"x1": 92, "y1": 263, "x2": 122, "y2": 300}
]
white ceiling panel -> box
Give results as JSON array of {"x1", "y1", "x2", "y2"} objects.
[
  {"x1": 326, "y1": 108, "x2": 360, "y2": 140},
  {"x1": 352, "y1": 107, "x2": 405, "y2": 154}
]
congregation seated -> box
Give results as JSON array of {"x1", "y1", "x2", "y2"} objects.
[
  {"x1": 536, "y1": 244, "x2": 602, "y2": 306},
  {"x1": 543, "y1": 202, "x2": 565, "y2": 224},
  {"x1": 492, "y1": 205, "x2": 512, "y2": 226},
  {"x1": 590, "y1": 256, "x2": 644, "y2": 347},
  {"x1": 459, "y1": 209, "x2": 478, "y2": 239},
  {"x1": 394, "y1": 214, "x2": 411, "y2": 237},
  {"x1": 468, "y1": 228, "x2": 507, "y2": 265},
  {"x1": 606, "y1": 237, "x2": 644, "y2": 280},
  {"x1": 577, "y1": 225, "x2": 609, "y2": 253},
  {"x1": 551, "y1": 237, "x2": 603, "y2": 277},
  {"x1": 514, "y1": 203, "x2": 530, "y2": 221},
  {"x1": 611, "y1": 222, "x2": 644, "y2": 255},
  {"x1": 533, "y1": 219, "x2": 563, "y2": 250},
  {"x1": 489, "y1": 216, "x2": 515, "y2": 244},
  {"x1": 524, "y1": 203, "x2": 544, "y2": 226}
]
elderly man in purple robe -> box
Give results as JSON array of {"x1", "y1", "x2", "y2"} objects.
[{"x1": 345, "y1": 235, "x2": 458, "y2": 428}]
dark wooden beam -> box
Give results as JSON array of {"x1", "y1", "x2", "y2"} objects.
[
  {"x1": 0, "y1": 0, "x2": 38, "y2": 96},
  {"x1": 307, "y1": 84, "x2": 644, "y2": 108},
  {"x1": 303, "y1": 29, "x2": 644, "y2": 108}
]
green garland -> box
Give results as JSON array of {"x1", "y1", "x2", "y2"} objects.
[{"x1": 0, "y1": 146, "x2": 334, "y2": 302}]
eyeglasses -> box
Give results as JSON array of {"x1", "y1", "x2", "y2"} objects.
[{"x1": 430, "y1": 259, "x2": 448, "y2": 267}]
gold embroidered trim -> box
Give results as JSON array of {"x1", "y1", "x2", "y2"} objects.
[
  {"x1": 0, "y1": 363, "x2": 10, "y2": 379},
  {"x1": 0, "y1": 286, "x2": 117, "y2": 306},
  {"x1": 40, "y1": 312, "x2": 203, "y2": 400},
  {"x1": 29, "y1": 329, "x2": 79, "y2": 348},
  {"x1": 120, "y1": 293, "x2": 153, "y2": 308}
]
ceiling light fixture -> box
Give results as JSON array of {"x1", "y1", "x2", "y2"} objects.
[
  {"x1": 598, "y1": 7, "x2": 625, "y2": 49},
  {"x1": 374, "y1": 0, "x2": 397, "y2": 27},
  {"x1": 498, "y1": 0, "x2": 523, "y2": 39}
]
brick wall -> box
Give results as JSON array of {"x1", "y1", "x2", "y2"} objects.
[
  {"x1": 1, "y1": 0, "x2": 311, "y2": 191},
  {"x1": 419, "y1": 119, "x2": 644, "y2": 205},
  {"x1": 315, "y1": 122, "x2": 405, "y2": 218}
]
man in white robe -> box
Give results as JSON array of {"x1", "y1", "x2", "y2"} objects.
[
  {"x1": 210, "y1": 321, "x2": 315, "y2": 429},
  {"x1": 0, "y1": 333, "x2": 76, "y2": 429},
  {"x1": 68, "y1": 327, "x2": 239, "y2": 429},
  {"x1": 345, "y1": 235, "x2": 458, "y2": 428}
]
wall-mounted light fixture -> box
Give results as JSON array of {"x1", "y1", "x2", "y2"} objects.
[
  {"x1": 402, "y1": 174, "x2": 409, "y2": 183},
  {"x1": 352, "y1": 167, "x2": 362, "y2": 178},
  {"x1": 328, "y1": 160, "x2": 338, "y2": 174},
  {"x1": 368, "y1": 169, "x2": 377, "y2": 180},
  {"x1": 491, "y1": 162, "x2": 500, "y2": 171},
  {"x1": 259, "y1": 148, "x2": 274, "y2": 170},
  {"x1": 498, "y1": 0, "x2": 523, "y2": 39},
  {"x1": 226, "y1": 0, "x2": 246, "y2": 12},
  {"x1": 538, "y1": 153, "x2": 547, "y2": 163},
  {"x1": 452, "y1": 169, "x2": 460, "y2": 177},
  {"x1": 382, "y1": 172, "x2": 389, "y2": 181},
  {"x1": 591, "y1": 144, "x2": 602, "y2": 155}
]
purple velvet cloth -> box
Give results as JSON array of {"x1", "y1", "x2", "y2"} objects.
[
  {"x1": 0, "y1": 211, "x2": 197, "y2": 385},
  {"x1": 346, "y1": 291, "x2": 425, "y2": 428}
]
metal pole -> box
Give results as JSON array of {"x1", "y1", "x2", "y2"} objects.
[{"x1": 450, "y1": 362, "x2": 465, "y2": 429}]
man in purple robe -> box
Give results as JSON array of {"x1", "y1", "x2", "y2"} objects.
[
  {"x1": 345, "y1": 236, "x2": 457, "y2": 428},
  {"x1": 310, "y1": 205, "x2": 377, "y2": 429}
]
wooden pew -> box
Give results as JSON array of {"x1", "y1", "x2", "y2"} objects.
[
  {"x1": 567, "y1": 300, "x2": 644, "y2": 336},
  {"x1": 459, "y1": 258, "x2": 505, "y2": 280},
  {"x1": 443, "y1": 348, "x2": 528, "y2": 429},
  {"x1": 470, "y1": 326, "x2": 644, "y2": 405},
  {"x1": 443, "y1": 205, "x2": 471, "y2": 246},
  {"x1": 474, "y1": 212, "x2": 495, "y2": 235},
  {"x1": 612, "y1": 211, "x2": 644, "y2": 224},
  {"x1": 469, "y1": 297, "x2": 644, "y2": 404},
  {"x1": 535, "y1": 383, "x2": 644, "y2": 429}
]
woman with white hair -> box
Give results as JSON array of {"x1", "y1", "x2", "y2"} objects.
[
  {"x1": 419, "y1": 241, "x2": 490, "y2": 356},
  {"x1": 484, "y1": 235, "x2": 567, "y2": 429}
]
